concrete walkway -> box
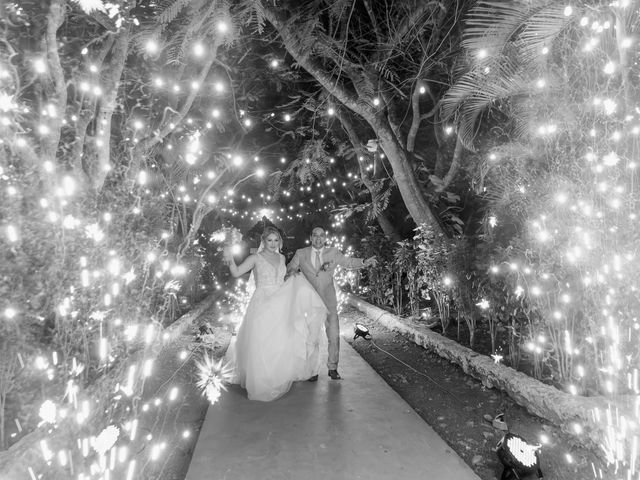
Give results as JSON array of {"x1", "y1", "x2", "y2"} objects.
[{"x1": 185, "y1": 337, "x2": 481, "y2": 480}]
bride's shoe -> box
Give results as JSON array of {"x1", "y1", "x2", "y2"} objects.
[{"x1": 307, "y1": 374, "x2": 318, "y2": 382}]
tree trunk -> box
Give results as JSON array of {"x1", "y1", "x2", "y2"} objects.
[
  {"x1": 372, "y1": 118, "x2": 442, "y2": 229},
  {"x1": 441, "y1": 135, "x2": 464, "y2": 190},
  {"x1": 90, "y1": 26, "x2": 130, "y2": 191},
  {"x1": 377, "y1": 213, "x2": 401, "y2": 242},
  {"x1": 335, "y1": 110, "x2": 402, "y2": 241},
  {"x1": 68, "y1": 31, "x2": 115, "y2": 180},
  {"x1": 0, "y1": 390, "x2": 5, "y2": 450},
  {"x1": 615, "y1": 12, "x2": 633, "y2": 111},
  {"x1": 41, "y1": 0, "x2": 67, "y2": 175}
]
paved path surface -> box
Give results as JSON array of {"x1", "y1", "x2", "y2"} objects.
[{"x1": 185, "y1": 337, "x2": 481, "y2": 480}]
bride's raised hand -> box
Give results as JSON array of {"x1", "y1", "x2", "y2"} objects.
[
  {"x1": 222, "y1": 246, "x2": 235, "y2": 265},
  {"x1": 226, "y1": 252, "x2": 257, "y2": 278}
]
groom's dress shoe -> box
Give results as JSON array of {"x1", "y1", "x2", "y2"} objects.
[
  {"x1": 328, "y1": 370, "x2": 342, "y2": 380},
  {"x1": 307, "y1": 374, "x2": 318, "y2": 382}
]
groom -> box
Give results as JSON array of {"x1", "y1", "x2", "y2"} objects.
[{"x1": 286, "y1": 226, "x2": 377, "y2": 380}]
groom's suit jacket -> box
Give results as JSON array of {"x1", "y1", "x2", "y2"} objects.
[{"x1": 287, "y1": 246, "x2": 364, "y2": 315}]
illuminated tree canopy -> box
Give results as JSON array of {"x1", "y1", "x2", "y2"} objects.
[{"x1": 2, "y1": 0, "x2": 640, "y2": 478}]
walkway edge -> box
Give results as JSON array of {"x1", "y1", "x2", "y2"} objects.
[{"x1": 347, "y1": 294, "x2": 626, "y2": 458}]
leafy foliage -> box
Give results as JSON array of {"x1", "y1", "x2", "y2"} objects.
[
  {"x1": 439, "y1": 0, "x2": 640, "y2": 407},
  {"x1": 441, "y1": 1, "x2": 576, "y2": 149}
]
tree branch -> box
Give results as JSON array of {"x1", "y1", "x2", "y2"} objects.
[
  {"x1": 139, "y1": 49, "x2": 218, "y2": 152},
  {"x1": 90, "y1": 22, "x2": 131, "y2": 191},
  {"x1": 362, "y1": 0, "x2": 383, "y2": 45},
  {"x1": 176, "y1": 179, "x2": 220, "y2": 260},
  {"x1": 441, "y1": 134, "x2": 464, "y2": 190},
  {"x1": 68, "y1": 34, "x2": 115, "y2": 174},
  {"x1": 406, "y1": 86, "x2": 423, "y2": 152},
  {"x1": 614, "y1": 11, "x2": 633, "y2": 111},
  {"x1": 391, "y1": 1, "x2": 447, "y2": 45},
  {"x1": 407, "y1": 82, "x2": 438, "y2": 151},
  {"x1": 378, "y1": 87, "x2": 404, "y2": 147},
  {"x1": 264, "y1": 8, "x2": 371, "y2": 120},
  {"x1": 41, "y1": 0, "x2": 67, "y2": 166}
]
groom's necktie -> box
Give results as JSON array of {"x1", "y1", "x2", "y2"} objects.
[{"x1": 314, "y1": 250, "x2": 321, "y2": 273}]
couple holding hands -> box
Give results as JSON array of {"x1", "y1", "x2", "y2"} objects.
[{"x1": 223, "y1": 225, "x2": 376, "y2": 401}]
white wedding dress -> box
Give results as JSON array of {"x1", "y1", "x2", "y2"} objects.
[{"x1": 225, "y1": 253, "x2": 328, "y2": 401}]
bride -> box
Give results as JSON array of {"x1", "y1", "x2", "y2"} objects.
[{"x1": 223, "y1": 226, "x2": 328, "y2": 401}]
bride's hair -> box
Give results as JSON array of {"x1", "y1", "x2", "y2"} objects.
[{"x1": 260, "y1": 226, "x2": 282, "y2": 250}]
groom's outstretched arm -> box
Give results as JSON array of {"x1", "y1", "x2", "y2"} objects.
[{"x1": 334, "y1": 249, "x2": 377, "y2": 269}]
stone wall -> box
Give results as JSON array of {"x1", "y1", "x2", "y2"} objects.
[{"x1": 348, "y1": 295, "x2": 629, "y2": 459}]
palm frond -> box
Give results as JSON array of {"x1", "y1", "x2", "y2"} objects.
[
  {"x1": 441, "y1": 54, "x2": 517, "y2": 118},
  {"x1": 374, "y1": 61, "x2": 400, "y2": 84},
  {"x1": 157, "y1": 0, "x2": 192, "y2": 29},
  {"x1": 441, "y1": 56, "x2": 533, "y2": 149},
  {"x1": 463, "y1": 1, "x2": 578, "y2": 88},
  {"x1": 164, "y1": 156, "x2": 190, "y2": 189},
  {"x1": 463, "y1": 1, "x2": 531, "y2": 53},
  {"x1": 240, "y1": 0, "x2": 267, "y2": 34},
  {"x1": 517, "y1": 4, "x2": 576, "y2": 62},
  {"x1": 267, "y1": 170, "x2": 283, "y2": 196},
  {"x1": 510, "y1": 103, "x2": 537, "y2": 141},
  {"x1": 462, "y1": 1, "x2": 567, "y2": 57},
  {"x1": 164, "y1": 28, "x2": 187, "y2": 65},
  {"x1": 371, "y1": 184, "x2": 391, "y2": 218},
  {"x1": 286, "y1": 16, "x2": 324, "y2": 57}
]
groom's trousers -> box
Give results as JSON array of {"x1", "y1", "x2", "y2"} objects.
[
  {"x1": 325, "y1": 312, "x2": 340, "y2": 370},
  {"x1": 305, "y1": 310, "x2": 324, "y2": 376}
]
